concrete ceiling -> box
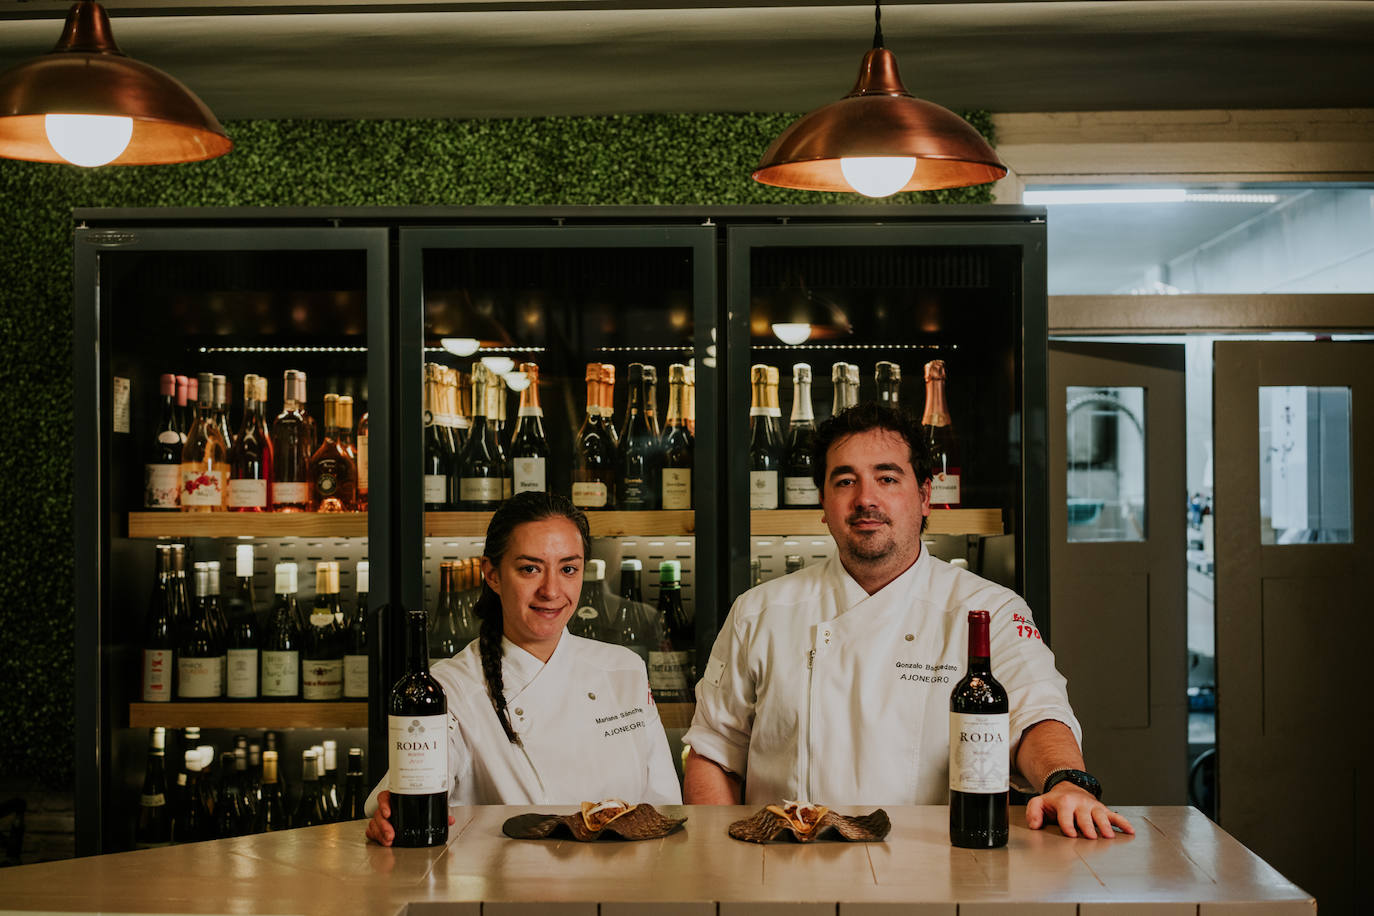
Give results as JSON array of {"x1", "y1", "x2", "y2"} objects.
[{"x1": 1, "y1": 0, "x2": 1372, "y2": 120}]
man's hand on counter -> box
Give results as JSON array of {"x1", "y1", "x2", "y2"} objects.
[
  {"x1": 365, "y1": 790, "x2": 457, "y2": 847},
  {"x1": 1026, "y1": 783, "x2": 1135, "y2": 839}
]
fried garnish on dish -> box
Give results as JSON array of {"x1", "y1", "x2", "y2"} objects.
[
  {"x1": 581, "y1": 798, "x2": 635, "y2": 832},
  {"x1": 729, "y1": 801, "x2": 891, "y2": 844},
  {"x1": 503, "y1": 801, "x2": 686, "y2": 842}
]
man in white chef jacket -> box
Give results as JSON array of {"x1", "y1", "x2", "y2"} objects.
[{"x1": 683, "y1": 402, "x2": 1134, "y2": 839}]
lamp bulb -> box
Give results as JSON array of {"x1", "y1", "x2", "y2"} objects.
[
  {"x1": 502, "y1": 371, "x2": 531, "y2": 392},
  {"x1": 44, "y1": 114, "x2": 133, "y2": 168},
  {"x1": 441, "y1": 337, "x2": 480, "y2": 357},
  {"x1": 840, "y1": 157, "x2": 916, "y2": 198},
  {"x1": 480, "y1": 355, "x2": 515, "y2": 376},
  {"x1": 772, "y1": 323, "x2": 813, "y2": 346}
]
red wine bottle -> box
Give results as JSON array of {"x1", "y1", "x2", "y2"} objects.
[
  {"x1": 949, "y1": 609, "x2": 1009, "y2": 848},
  {"x1": 388, "y1": 609, "x2": 449, "y2": 847}
]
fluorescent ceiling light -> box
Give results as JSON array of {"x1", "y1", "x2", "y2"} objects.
[
  {"x1": 1024, "y1": 189, "x2": 1187, "y2": 205},
  {"x1": 1183, "y1": 193, "x2": 1280, "y2": 204}
]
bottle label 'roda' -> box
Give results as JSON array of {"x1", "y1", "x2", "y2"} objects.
[
  {"x1": 389, "y1": 714, "x2": 447, "y2": 794},
  {"x1": 948, "y1": 712, "x2": 1009, "y2": 793}
]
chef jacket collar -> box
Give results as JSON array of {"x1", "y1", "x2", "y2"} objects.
[
  {"x1": 499, "y1": 631, "x2": 569, "y2": 696},
  {"x1": 833, "y1": 542, "x2": 931, "y2": 615}
]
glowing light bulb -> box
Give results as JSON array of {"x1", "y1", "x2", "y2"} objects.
[
  {"x1": 772, "y1": 323, "x2": 813, "y2": 345},
  {"x1": 840, "y1": 157, "x2": 916, "y2": 198},
  {"x1": 440, "y1": 337, "x2": 480, "y2": 357},
  {"x1": 44, "y1": 114, "x2": 133, "y2": 167},
  {"x1": 502, "y1": 371, "x2": 531, "y2": 392},
  {"x1": 480, "y1": 355, "x2": 515, "y2": 375}
]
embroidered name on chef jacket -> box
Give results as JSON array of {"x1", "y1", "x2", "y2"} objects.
[
  {"x1": 895, "y1": 660, "x2": 958, "y2": 684},
  {"x1": 595, "y1": 705, "x2": 646, "y2": 737}
]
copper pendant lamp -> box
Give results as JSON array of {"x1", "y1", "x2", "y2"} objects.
[
  {"x1": 753, "y1": 2, "x2": 1006, "y2": 198},
  {"x1": 0, "y1": 0, "x2": 231, "y2": 167}
]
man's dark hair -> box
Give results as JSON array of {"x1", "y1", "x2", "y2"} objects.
[{"x1": 810, "y1": 401, "x2": 934, "y2": 494}]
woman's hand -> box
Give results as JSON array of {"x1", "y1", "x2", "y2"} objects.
[{"x1": 364, "y1": 790, "x2": 456, "y2": 846}]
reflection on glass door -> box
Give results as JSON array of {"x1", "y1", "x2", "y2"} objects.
[
  {"x1": 1066, "y1": 386, "x2": 1146, "y2": 542},
  {"x1": 1259, "y1": 386, "x2": 1352, "y2": 544}
]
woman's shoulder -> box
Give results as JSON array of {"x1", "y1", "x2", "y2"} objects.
[{"x1": 563, "y1": 634, "x2": 651, "y2": 676}]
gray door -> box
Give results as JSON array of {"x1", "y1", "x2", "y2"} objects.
[
  {"x1": 1048, "y1": 341, "x2": 1187, "y2": 805},
  {"x1": 1214, "y1": 340, "x2": 1373, "y2": 915}
]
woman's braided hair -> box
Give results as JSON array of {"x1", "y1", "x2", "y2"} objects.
[{"x1": 475, "y1": 491, "x2": 591, "y2": 745}]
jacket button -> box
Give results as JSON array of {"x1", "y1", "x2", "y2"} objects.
[
  {"x1": 514, "y1": 707, "x2": 524, "y2": 717},
  {"x1": 905, "y1": 634, "x2": 914, "y2": 642},
  {"x1": 588, "y1": 692, "x2": 596, "y2": 700}
]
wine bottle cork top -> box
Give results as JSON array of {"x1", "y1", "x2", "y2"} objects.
[
  {"x1": 669, "y1": 363, "x2": 687, "y2": 382},
  {"x1": 585, "y1": 362, "x2": 601, "y2": 382},
  {"x1": 519, "y1": 361, "x2": 539, "y2": 381},
  {"x1": 159, "y1": 374, "x2": 176, "y2": 395},
  {"x1": 750, "y1": 364, "x2": 770, "y2": 383},
  {"x1": 766, "y1": 365, "x2": 780, "y2": 386},
  {"x1": 831, "y1": 362, "x2": 848, "y2": 382},
  {"x1": 620, "y1": 558, "x2": 642, "y2": 571},
  {"x1": 599, "y1": 364, "x2": 615, "y2": 384},
  {"x1": 792, "y1": 363, "x2": 812, "y2": 382},
  {"x1": 925, "y1": 359, "x2": 947, "y2": 380},
  {"x1": 659, "y1": 560, "x2": 681, "y2": 583}
]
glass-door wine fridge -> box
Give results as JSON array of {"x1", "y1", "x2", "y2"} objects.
[
  {"x1": 396, "y1": 224, "x2": 719, "y2": 764},
  {"x1": 74, "y1": 224, "x2": 391, "y2": 854},
  {"x1": 722, "y1": 214, "x2": 1049, "y2": 623}
]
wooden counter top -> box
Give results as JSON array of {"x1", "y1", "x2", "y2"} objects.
[{"x1": 0, "y1": 806, "x2": 1312, "y2": 915}]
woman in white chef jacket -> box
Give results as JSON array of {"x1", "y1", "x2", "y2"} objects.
[{"x1": 365, "y1": 492, "x2": 681, "y2": 845}]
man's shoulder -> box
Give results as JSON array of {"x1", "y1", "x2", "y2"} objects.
[
  {"x1": 731, "y1": 561, "x2": 831, "y2": 622},
  {"x1": 926, "y1": 557, "x2": 1028, "y2": 617}
]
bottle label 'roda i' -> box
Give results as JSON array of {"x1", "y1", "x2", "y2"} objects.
[
  {"x1": 389, "y1": 714, "x2": 447, "y2": 794},
  {"x1": 948, "y1": 712, "x2": 1009, "y2": 792}
]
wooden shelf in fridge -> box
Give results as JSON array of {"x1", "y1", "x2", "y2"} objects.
[
  {"x1": 127, "y1": 512, "x2": 368, "y2": 539},
  {"x1": 656, "y1": 702, "x2": 695, "y2": 730},
  {"x1": 425, "y1": 510, "x2": 696, "y2": 538},
  {"x1": 750, "y1": 508, "x2": 1004, "y2": 537},
  {"x1": 128, "y1": 702, "x2": 368, "y2": 729}
]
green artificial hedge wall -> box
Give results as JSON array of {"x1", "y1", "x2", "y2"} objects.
[{"x1": 0, "y1": 111, "x2": 996, "y2": 787}]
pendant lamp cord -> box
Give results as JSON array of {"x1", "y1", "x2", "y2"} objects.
[{"x1": 872, "y1": 0, "x2": 884, "y2": 48}]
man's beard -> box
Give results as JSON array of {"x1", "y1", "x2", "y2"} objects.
[{"x1": 843, "y1": 512, "x2": 895, "y2": 561}]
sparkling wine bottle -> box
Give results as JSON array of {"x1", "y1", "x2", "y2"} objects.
[
  {"x1": 508, "y1": 362, "x2": 548, "y2": 495},
  {"x1": 748, "y1": 365, "x2": 783, "y2": 509},
  {"x1": 660, "y1": 363, "x2": 693, "y2": 510},
  {"x1": 949, "y1": 609, "x2": 1009, "y2": 848},
  {"x1": 783, "y1": 363, "x2": 819, "y2": 507},
  {"x1": 922, "y1": 359, "x2": 962, "y2": 509},
  {"x1": 423, "y1": 364, "x2": 455, "y2": 510},
  {"x1": 572, "y1": 363, "x2": 614, "y2": 509},
  {"x1": 145, "y1": 373, "x2": 182, "y2": 510},
  {"x1": 618, "y1": 363, "x2": 660, "y2": 510},
  {"x1": 458, "y1": 366, "x2": 504, "y2": 509},
  {"x1": 388, "y1": 609, "x2": 449, "y2": 847}
]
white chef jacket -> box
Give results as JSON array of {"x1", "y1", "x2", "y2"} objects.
[
  {"x1": 683, "y1": 549, "x2": 1082, "y2": 807},
  {"x1": 365, "y1": 632, "x2": 681, "y2": 812}
]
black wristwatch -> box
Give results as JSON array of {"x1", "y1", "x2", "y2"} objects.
[{"x1": 1042, "y1": 769, "x2": 1102, "y2": 801}]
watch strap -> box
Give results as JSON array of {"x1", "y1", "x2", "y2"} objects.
[{"x1": 1042, "y1": 768, "x2": 1102, "y2": 800}]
